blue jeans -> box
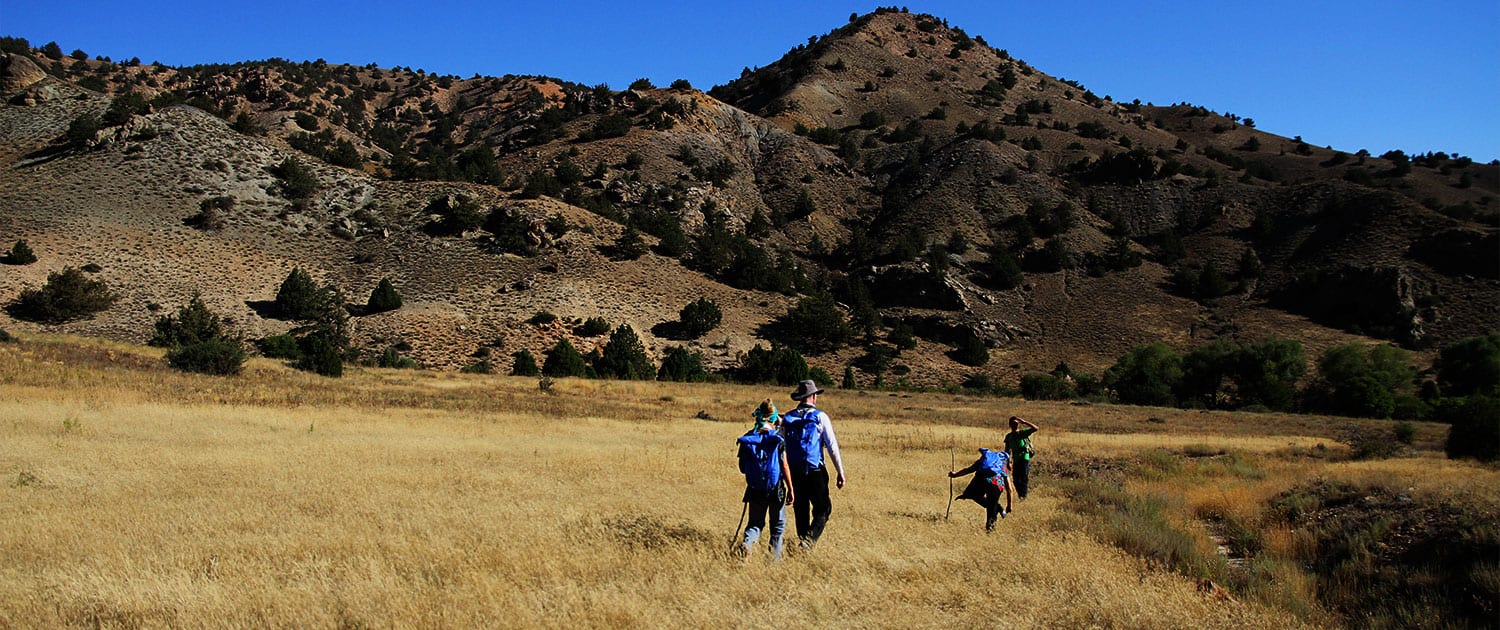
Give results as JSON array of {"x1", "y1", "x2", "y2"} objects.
[{"x1": 742, "y1": 490, "x2": 787, "y2": 560}]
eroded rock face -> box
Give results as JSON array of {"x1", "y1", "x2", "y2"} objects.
[
  {"x1": 1274, "y1": 265, "x2": 1434, "y2": 345},
  {"x1": 864, "y1": 262, "x2": 967, "y2": 310},
  {"x1": 0, "y1": 53, "x2": 47, "y2": 95}
]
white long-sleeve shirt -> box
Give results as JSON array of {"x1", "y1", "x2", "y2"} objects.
[{"x1": 789, "y1": 404, "x2": 844, "y2": 478}]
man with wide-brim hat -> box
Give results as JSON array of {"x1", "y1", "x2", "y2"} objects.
[{"x1": 779, "y1": 379, "x2": 846, "y2": 551}]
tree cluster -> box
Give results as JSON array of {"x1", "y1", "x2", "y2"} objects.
[{"x1": 150, "y1": 295, "x2": 248, "y2": 375}]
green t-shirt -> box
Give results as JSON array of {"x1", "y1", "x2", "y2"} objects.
[{"x1": 1005, "y1": 427, "x2": 1037, "y2": 460}]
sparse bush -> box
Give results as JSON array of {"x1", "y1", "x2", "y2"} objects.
[
  {"x1": 595, "y1": 324, "x2": 654, "y2": 380},
  {"x1": 377, "y1": 347, "x2": 418, "y2": 369},
  {"x1": 101, "y1": 93, "x2": 148, "y2": 127},
  {"x1": 8, "y1": 267, "x2": 117, "y2": 323},
  {"x1": 1441, "y1": 395, "x2": 1500, "y2": 461},
  {"x1": 65, "y1": 113, "x2": 101, "y2": 147},
  {"x1": 427, "y1": 195, "x2": 485, "y2": 236},
  {"x1": 511, "y1": 349, "x2": 540, "y2": 376},
  {"x1": 274, "y1": 268, "x2": 332, "y2": 320},
  {"x1": 982, "y1": 243, "x2": 1024, "y2": 290},
  {"x1": 149, "y1": 295, "x2": 226, "y2": 348},
  {"x1": 657, "y1": 346, "x2": 708, "y2": 382},
  {"x1": 678, "y1": 297, "x2": 722, "y2": 339},
  {"x1": 736, "y1": 343, "x2": 808, "y2": 385},
  {"x1": 365, "y1": 278, "x2": 402, "y2": 314},
  {"x1": 150, "y1": 297, "x2": 247, "y2": 376},
  {"x1": 1020, "y1": 372, "x2": 1074, "y2": 400},
  {"x1": 1105, "y1": 343, "x2": 1183, "y2": 407},
  {"x1": 527, "y1": 311, "x2": 558, "y2": 326},
  {"x1": 186, "y1": 196, "x2": 233, "y2": 230},
  {"x1": 167, "y1": 337, "x2": 248, "y2": 376},
  {"x1": 4, "y1": 240, "x2": 37, "y2": 265},
  {"x1": 461, "y1": 360, "x2": 493, "y2": 374},
  {"x1": 612, "y1": 225, "x2": 648, "y2": 260},
  {"x1": 257, "y1": 334, "x2": 302, "y2": 360},
  {"x1": 776, "y1": 293, "x2": 852, "y2": 353},
  {"x1": 1435, "y1": 333, "x2": 1500, "y2": 398},
  {"x1": 542, "y1": 337, "x2": 588, "y2": 378},
  {"x1": 950, "y1": 330, "x2": 989, "y2": 367},
  {"x1": 577, "y1": 317, "x2": 610, "y2": 336},
  {"x1": 296, "y1": 332, "x2": 343, "y2": 377},
  {"x1": 484, "y1": 206, "x2": 535, "y2": 254},
  {"x1": 270, "y1": 157, "x2": 319, "y2": 200}
]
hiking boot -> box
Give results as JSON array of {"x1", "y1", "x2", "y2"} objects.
[{"x1": 798, "y1": 539, "x2": 813, "y2": 553}]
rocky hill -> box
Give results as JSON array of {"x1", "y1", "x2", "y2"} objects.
[{"x1": 0, "y1": 9, "x2": 1495, "y2": 386}]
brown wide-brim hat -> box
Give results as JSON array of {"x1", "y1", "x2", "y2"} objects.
[{"x1": 790, "y1": 379, "x2": 824, "y2": 401}]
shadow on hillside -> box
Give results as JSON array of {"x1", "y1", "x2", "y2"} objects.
[
  {"x1": 244, "y1": 300, "x2": 283, "y2": 320},
  {"x1": 15, "y1": 143, "x2": 73, "y2": 168},
  {"x1": 650, "y1": 321, "x2": 690, "y2": 341}
]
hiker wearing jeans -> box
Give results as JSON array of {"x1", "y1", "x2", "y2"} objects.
[
  {"x1": 1004, "y1": 416, "x2": 1039, "y2": 500},
  {"x1": 949, "y1": 448, "x2": 1013, "y2": 531},
  {"x1": 781, "y1": 380, "x2": 845, "y2": 551},
  {"x1": 737, "y1": 400, "x2": 794, "y2": 560}
]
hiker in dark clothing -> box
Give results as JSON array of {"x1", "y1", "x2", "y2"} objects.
[
  {"x1": 949, "y1": 448, "x2": 1013, "y2": 531},
  {"x1": 737, "y1": 399, "x2": 794, "y2": 560},
  {"x1": 781, "y1": 379, "x2": 845, "y2": 551},
  {"x1": 1004, "y1": 416, "x2": 1039, "y2": 500}
]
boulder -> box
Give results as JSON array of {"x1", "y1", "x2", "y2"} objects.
[{"x1": 0, "y1": 53, "x2": 46, "y2": 95}]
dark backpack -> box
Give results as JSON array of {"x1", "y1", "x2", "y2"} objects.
[
  {"x1": 781, "y1": 407, "x2": 824, "y2": 475},
  {"x1": 737, "y1": 432, "x2": 784, "y2": 494}
]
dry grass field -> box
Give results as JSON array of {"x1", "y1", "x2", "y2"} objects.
[{"x1": 2, "y1": 334, "x2": 1494, "y2": 628}]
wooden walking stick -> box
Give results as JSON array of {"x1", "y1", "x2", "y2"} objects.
[
  {"x1": 945, "y1": 444, "x2": 955, "y2": 520},
  {"x1": 728, "y1": 501, "x2": 748, "y2": 555}
]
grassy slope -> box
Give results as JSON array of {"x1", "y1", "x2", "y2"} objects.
[{"x1": 1, "y1": 334, "x2": 1491, "y2": 627}]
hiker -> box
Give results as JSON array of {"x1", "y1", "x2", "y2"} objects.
[
  {"x1": 1004, "y1": 416, "x2": 1039, "y2": 500},
  {"x1": 781, "y1": 379, "x2": 846, "y2": 551},
  {"x1": 736, "y1": 399, "x2": 794, "y2": 560},
  {"x1": 949, "y1": 448, "x2": 1013, "y2": 531}
]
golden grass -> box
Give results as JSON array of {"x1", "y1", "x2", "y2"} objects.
[{"x1": 1, "y1": 333, "x2": 1489, "y2": 627}]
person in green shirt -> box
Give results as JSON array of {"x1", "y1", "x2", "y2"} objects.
[{"x1": 1003, "y1": 416, "x2": 1039, "y2": 500}]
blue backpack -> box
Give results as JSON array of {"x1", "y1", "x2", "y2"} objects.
[
  {"x1": 977, "y1": 448, "x2": 1010, "y2": 484},
  {"x1": 781, "y1": 407, "x2": 825, "y2": 475},
  {"x1": 737, "y1": 432, "x2": 785, "y2": 494}
]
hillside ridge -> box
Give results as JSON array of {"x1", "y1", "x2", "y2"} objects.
[{"x1": 0, "y1": 9, "x2": 1495, "y2": 385}]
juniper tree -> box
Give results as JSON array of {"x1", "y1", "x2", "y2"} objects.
[
  {"x1": 366, "y1": 278, "x2": 402, "y2": 314},
  {"x1": 4, "y1": 240, "x2": 36, "y2": 265},
  {"x1": 542, "y1": 337, "x2": 588, "y2": 377},
  {"x1": 511, "y1": 348, "x2": 540, "y2": 376},
  {"x1": 678, "y1": 297, "x2": 722, "y2": 339},
  {"x1": 8, "y1": 267, "x2": 116, "y2": 323},
  {"x1": 596, "y1": 324, "x2": 654, "y2": 380},
  {"x1": 657, "y1": 346, "x2": 707, "y2": 382}
]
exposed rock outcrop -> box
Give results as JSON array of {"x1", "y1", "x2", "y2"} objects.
[{"x1": 0, "y1": 53, "x2": 47, "y2": 95}]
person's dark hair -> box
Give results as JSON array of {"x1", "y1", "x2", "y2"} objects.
[{"x1": 1008, "y1": 416, "x2": 1021, "y2": 429}]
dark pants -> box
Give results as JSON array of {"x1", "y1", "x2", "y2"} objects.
[
  {"x1": 789, "y1": 466, "x2": 831, "y2": 543},
  {"x1": 958, "y1": 475, "x2": 1004, "y2": 530},
  {"x1": 1013, "y1": 457, "x2": 1031, "y2": 498}
]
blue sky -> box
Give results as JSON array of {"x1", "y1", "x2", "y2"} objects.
[{"x1": 5, "y1": 1, "x2": 1496, "y2": 161}]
